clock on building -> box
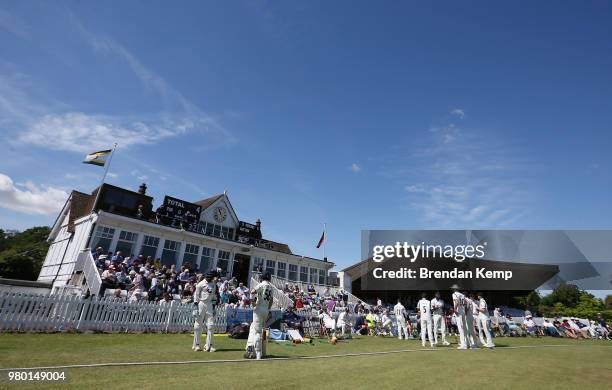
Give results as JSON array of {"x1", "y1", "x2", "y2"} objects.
[{"x1": 213, "y1": 206, "x2": 227, "y2": 223}]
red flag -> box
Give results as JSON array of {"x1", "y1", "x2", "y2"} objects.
[{"x1": 316, "y1": 230, "x2": 325, "y2": 248}]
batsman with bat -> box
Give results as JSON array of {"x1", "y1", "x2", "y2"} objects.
[{"x1": 245, "y1": 272, "x2": 274, "y2": 360}]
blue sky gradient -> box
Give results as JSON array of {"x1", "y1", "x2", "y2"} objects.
[{"x1": 1, "y1": 1, "x2": 611, "y2": 270}]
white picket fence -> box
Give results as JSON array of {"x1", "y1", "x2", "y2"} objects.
[
  {"x1": 0, "y1": 291, "x2": 229, "y2": 333},
  {"x1": 250, "y1": 276, "x2": 294, "y2": 309}
]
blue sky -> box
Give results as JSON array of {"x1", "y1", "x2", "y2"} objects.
[{"x1": 1, "y1": 1, "x2": 611, "y2": 270}]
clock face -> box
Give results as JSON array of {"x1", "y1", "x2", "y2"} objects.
[{"x1": 213, "y1": 206, "x2": 227, "y2": 223}]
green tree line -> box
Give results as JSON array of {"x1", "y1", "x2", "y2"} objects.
[
  {"x1": 0, "y1": 226, "x2": 51, "y2": 281},
  {"x1": 515, "y1": 283, "x2": 612, "y2": 321}
]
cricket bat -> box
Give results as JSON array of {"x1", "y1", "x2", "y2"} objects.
[{"x1": 261, "y1": 327, "x2": 267, "y2": 357}]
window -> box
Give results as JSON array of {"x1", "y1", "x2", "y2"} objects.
[
  {"x1": 213, "y1": 225, "x2": 221, "y2": 238},
  {"x1": 205, "y1": 223, "x2": 214, "y2": 236},
  {"x1": 182, "y1": 243, "x2": 199, "y2": 267},
  {"x1": 300, "y1": 266, "x2": 308, "y2": 283},
  {"x1": 265, "y1": 260, "x2": 276, "y2": 276},
  {"x1": 200, "y1": 247, "x2": 215, "y2": 272},
  {"x1": 221, "y1": 226, "x2": 229, "y2": 239},
  {"x1": 161, "y1": 239, "x2": 181, "y2": 267},
  {"x1": 252, "y1": 256, "x2": 265, "y2": 272},
  {"x1": 228, "y1": 228, "x2": 235, "y2": 240},
  {"x1": 309, "y1": 268, "x2": 318, "y2": 284},
  {"x1": 91, "y1": 226, "x2": 115, "y2": 252},
  {"x1": 277, "y1": 262, "x2": 286, "y2": 279},
  {"x1": 217, "y1": 250, "x2": 231, "y2": 275},
  {"x1": 318, "y1": 269, "x2": 326, "y2": 285},
  {"x1": 115, "y1": 230, "x2": 138, "y2": 256},
  {"x1": 140, "y1": 235, "x2": 159, "y2": 259},
  {"x1": 288, "y1": 264, "x2": 297, "y2": 281}
]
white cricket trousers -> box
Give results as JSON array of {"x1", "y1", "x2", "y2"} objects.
[
  {"x1": 193, "y1": 302, "x2": 214, "y2": 350},
  {"x1": 432, "y1": 314, "x2": 447, "y2": 344},
  {"x1": 477, "y1": 316, "x2": 494, "y2": 347},
  {"x1": 396, "y1": 318, "x2": 409, "y2": 339},
  {"x1": 420, "y1": 317, "x2": 434, "y2": 346},
  {"x1": 247, "y1": 311, "x2": 267, "y2": 355},
  {"x1": 455, "y1": 313, "x2": 467, "y2": 348},
  {"x1": 465, "y1": 313, "x2": 479, "y2": 348}
]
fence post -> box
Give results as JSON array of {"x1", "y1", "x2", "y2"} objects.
[{"x1": 165, "y1": 300, "x2": 176, "y2": 333}]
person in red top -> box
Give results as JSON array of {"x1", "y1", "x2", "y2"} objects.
[{"x1": 295, "y1": 296, "x2": 304, "y2": 309}]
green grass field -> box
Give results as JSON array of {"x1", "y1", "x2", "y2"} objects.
[{"x1": 1, "y1": 333, "x2": 611, "y2": 389}]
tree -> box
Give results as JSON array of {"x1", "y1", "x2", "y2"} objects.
[
  {"x1": 540, "y1": 283, "x2": 581, "y2": 308},
  {"x1": 514, "y1": 290, "x2": 541, "y2": 314},
  {"x1": 0, "y1": 226, "x2": 50, "y2": 281}
]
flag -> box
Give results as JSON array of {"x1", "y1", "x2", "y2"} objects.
[
  {"x1": 83, "y1": 149, "x2": 112, "y2": 166},
  {"x1": 316, "y1": 229, "x2": 325, "y2": 248}
]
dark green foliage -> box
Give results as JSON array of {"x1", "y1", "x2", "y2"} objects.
[{"x1": 0, "y1": 226, "x2": 50, "y2": 280}]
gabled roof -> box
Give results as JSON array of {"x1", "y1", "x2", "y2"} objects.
[
  {"x1": 194, "y1": 194, "x2": 224, "y2": 210},
  {"x1": 67, "y1": 191, "x2": 95, "y2": 232}
]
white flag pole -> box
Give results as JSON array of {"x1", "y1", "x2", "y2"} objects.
[
  {"x1": 323, "y1": 222, "x2": 327, "y2": 262},
  {"x1": 91, "y1": 143, "x2": 118, "y2": 215}
]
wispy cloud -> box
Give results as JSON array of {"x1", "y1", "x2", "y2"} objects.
[
  {"x1": 387, "y1": 116, "x2": 532, "y2": 227},
  {"x1": 450, "y1": 108, "x2": 465, "y2": 119},
  {"x1": 350, "y1": 163, "x2": 361, "y2": 173},
  {"x1": 0, "y1": 173, "x2": 68, "y2": 215},
  {"x1": 0, "y1": 11, "x2": 235, "y2": 154},
  {"x1": 19, "y1": 112, "x2": 203, "y2": 153}
]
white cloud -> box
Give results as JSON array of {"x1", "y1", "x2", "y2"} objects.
[
  {"x1": 450, "y1": 108, "x2": 465, "y2": 119},
  {"x1": 350, "y1": 163, "x2": 361, "y2": 173},
  {"x1": 392, "y1": 117, "x2": 532, "y2": 227},
  {"x1": 18, "y1": 112, "x2": 203, "y2": 153},
  {"x1": 0, "y1": 173, "x2": 68, "y2": 215},
  {"x1": 0, "y1": 17, "x2": 235, "y2": 154}
]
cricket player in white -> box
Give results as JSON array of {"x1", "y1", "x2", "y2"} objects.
[
  {"x1": 381, "y1": 309, "x2": 393, "y2": 336},
  {"x1": 476, "y1": 293, "x2": 495, "y2": 348},
  {"x1": 431, "y1": 292, "x2": 450, "y2": 346},
  {"x1": 245, "y1": 272, "x2": 273, "y2": 360},
  {"x1": 192, "y1": 272, "x2": 219, "y2": 352},
  {"x1": 451, "y1": 285, "x2": 468, "y2": 349},
  {"x1": 417, "y1": 293, "x2": 434, "y2": 347},
  {"x1": 464, "y1": 294, "x2": 479, "y2": 349},
  {"x1": 336, "y1": 307, "x2": 351, "y2": 338},
  {"x1": 393, "y1": 298, "x2": 409, "y2": 340}
]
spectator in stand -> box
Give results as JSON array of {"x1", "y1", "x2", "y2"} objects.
[
  {"x1": 307, "y1": 284, "x2": 316, "y2": 296},
  {"x1": 115, "y1": 264, "x2": 130, "y2": 290},
  {"x1": 522, "y1": 314, "x2": 539, "y2": 337},
  {"x1": 92, "y1": 247, "x2": 104, "y2": 260},
  {"x1": 560, "y1": 319, "x2": 578, "y2": 338},
  {"x1": 295, "y1": 294, "x2": 304, "y2": 309},
  {"x1": 99, "y1": 265, "x2": 118, "y2": 296},
  {"x1": 136, "y1": 204, "x2": 145, "y2": 219},
  {"x1": 179, "y1": 267, "x2": 191, "y2": 284},
  {"x1": 571, "y1": 318, "x2": 592, "y2": 338},
  {"x1": 111, "y1": 251, "x2": 124, "y2": 265},
  {"x1": 95, "y1": 253, "x2": 107, "y2": 270},
  {"x1": 542, "y1": 319, "x2": 561, "y2": 337},
  {"x1": 595, "y1": 314, "x2": 610, "y2": 339}
]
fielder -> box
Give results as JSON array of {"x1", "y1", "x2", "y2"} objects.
[
  {"x1": 464, "y1": 293, "x2": 479, "y2": 349},
  {"x1": 380, "y1": 309, "x2": 393, "y2": 336},
  {"x1": 451, "y1": 284, "x2": 468, "y2": 349},
  {"x1": 245, "y1": 272, "x2": 273, "y2": 360},
  {"x1": 393, "y1": 298, "x2": 409, "y2": 340},
  {"x1": 476, "y1": 292, "x2": 495, "y2": 348},
  {"x1": 336, "y1": 307, "x2": 351, "y2": 338},
  {"x1": 417, "y1": 293, "x2": 434, "y2": 347},
  {"x1": 192, "y1": 271, "x2": 219, "y2": 352},
  {"x1": 431, "y1": 292, "x2": 450, "y2": 346}
]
